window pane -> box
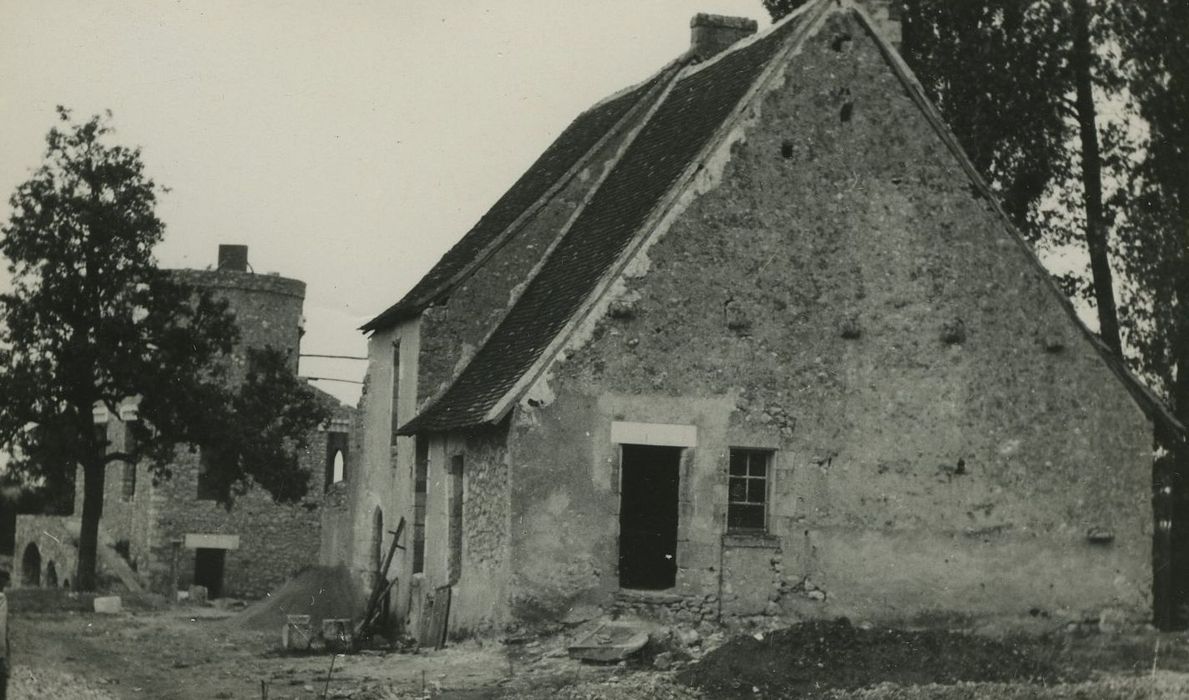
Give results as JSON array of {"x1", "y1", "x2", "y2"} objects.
[
  {"x1": 749, "y1": 452, "x2": 768, "y2": 476},
  {"x1": 729, "y1": 450, "x2": 748, "y2": 476},
  {"x1": 747, "y1": 478, "x2": 766, "y2": 503},
  {"x1": 728, "y1": 504, "x2": 764, "y2": 530}
]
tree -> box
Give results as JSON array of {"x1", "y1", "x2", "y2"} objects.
[{"x1": 0, "y1": 108, "x2": 330, "y2": 591}]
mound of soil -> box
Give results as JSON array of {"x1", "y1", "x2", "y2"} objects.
[
  {"x1": 231, "y1": 565, "x2": 363, "y2": 632},
  {"x1": 677, "y1": 618, "x2": 1067, "y2": 697}
]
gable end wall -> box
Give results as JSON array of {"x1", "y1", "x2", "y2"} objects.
[{"x1": 507, "y1": 12, "x2": 1153, "y2": 626}]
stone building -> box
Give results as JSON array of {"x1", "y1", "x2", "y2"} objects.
[
  {"x1": 326, "y1": 0, "x2": 1181, "y2": 637},
  {"x1": 13, "y1": 246, "x2": 352, "y2": 598}
]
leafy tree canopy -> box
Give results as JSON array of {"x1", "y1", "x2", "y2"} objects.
[{"x1": 0, "y1": 108, "x2": 330, "y2": 589}]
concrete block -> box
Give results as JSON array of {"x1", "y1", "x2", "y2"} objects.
[{"x1": 93, "y1": 596, "x2": 122, "y2": 614}]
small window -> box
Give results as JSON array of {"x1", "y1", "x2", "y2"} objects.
[
  {"x1": 121, "y1": 422, "x2": 137, "y2": 501},
  {"x1": 121, "y1": 463, "x2": 137, "y2": 501},
  {"x1": 727, "y1": 449, "x2": 771, "y2": 532},
  {"x1": 412, "y1": 438, "x2": 429, "y2": 575},
  {"x1": 93, "y1": 422, "x2": 108, "y2": 456},
  {"x1": 390, "y1": 341, "x2": 401, "y2": 444},
  {"x1": 197, "y1": 448, "x2": 229, "y2": 501},
  {"x1": 324, "y1": 431, "x2": 349, "y2": 490},
  {"x1": 448, "y1": 454, "x2": 464, "y2": 584}
]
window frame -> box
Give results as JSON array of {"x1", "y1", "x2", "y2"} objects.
[{"x1": 726, "y1": 448, "x2": 773, "y2": 533}]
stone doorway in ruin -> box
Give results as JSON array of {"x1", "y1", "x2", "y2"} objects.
[
  {"x1": 618, "y1": 444, "x2": 681, "y2": 590},
  {"x1": 194, "y1": 548, "x2": 226, "y2": 598},
  {"x1": 21, "y1": 542, "x2": 41, "y2": 587}
]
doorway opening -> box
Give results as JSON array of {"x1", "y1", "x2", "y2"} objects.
[
  {"x1": 618, "y1": 444, "x2": 681, "y2": 590},
  {"x1": 194, "y1": 548, "x2": 226, "y2": 598},
  {"x1": 21, "y1": 542, "x2": 41, "y2": 587},
  {"x1": 45, "y1": 560, "x2": 58, "y2": 587}
]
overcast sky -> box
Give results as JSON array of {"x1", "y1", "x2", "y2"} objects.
[{"x1": 0, "y1": 0, "x2": 770, "y2": 405}]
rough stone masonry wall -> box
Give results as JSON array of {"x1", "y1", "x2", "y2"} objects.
[
  {"x1": 146, "y1": 434, "x2": 327, "y2": 599},
  {"x1": 417, "y1": 100, "x2": 652, "y2": 411},
  {"x1": 170, "y1": 269, "x2": 306, "y2": 381},
  {"x1": 515, "y1": 12, "x2": 1153, "y2": 627},
  {"x1": 418, "y1": 426, "x2": 511, "y2": 636},
  {"x1": 138, "y1": 267, "x2": 322, "y2": 599}
]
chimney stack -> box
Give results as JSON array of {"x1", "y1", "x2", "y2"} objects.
[
  {"x1": 689, "y1": 14, "x2": 758, "y2": 61},
  {"x1": 217, "y1": 244, "x2": 249, "y2": 272}
]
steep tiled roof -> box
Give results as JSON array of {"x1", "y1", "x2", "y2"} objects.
[
  {"x1": 400, "y1": 11, "x2": 812, "y2": 433},
  {"x1": 361, "y1": 71, "x2": 670, "y2": 333}
]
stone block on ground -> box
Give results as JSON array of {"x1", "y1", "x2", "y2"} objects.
[
  {"x1": 568, "y1": 622, "x2": 650, "y2": 662},
  {"x1": 188, "y1": 585, "x2": 208, "y2": 605},
  {"x1": 282, "y1": 614, "x2": 313, "y2": 651},
  {"x1": 322, "y1": 618, "x2": 354, "y2": 652},
  {"x1": 93, "y1": 596, "x2": 122, "y2": 614}
]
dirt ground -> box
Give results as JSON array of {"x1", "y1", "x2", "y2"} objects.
[{"x1": 12, "y1": 592, "x2": 1189, "y2": 700}]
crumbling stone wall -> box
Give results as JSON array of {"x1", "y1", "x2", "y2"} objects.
[
  {"x1": 146, "y1": 441, "x2": 325, "y2": 598},
  {"x1": 512, "y1": 12, "x2": 1153, "y2": 627},
  {"x1": 13, "y1": 516, "x2": 78, "y2": 588},
  {"x1": 170, "y1": 269, "x2": 305, "y2": 381},
  {"x1": 319, "y1": 323, "x2": 417, "y2": 627}
]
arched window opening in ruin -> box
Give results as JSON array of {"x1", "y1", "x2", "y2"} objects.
[
  {"x1": 21, "y1": 542, "x2": 41, "y2": 587},
  {"x1": 371, "y1": 507, "x2": 384, "y2": 574},
  {"x1": 332, "y1": 450, "x2": 345, "y2": 483},
  {"x1": 45, "y1": 560, "x2": 58, "y2": 587},
  {"x1": 324, "y1": 431, "x2": 349, "y2": 490}
]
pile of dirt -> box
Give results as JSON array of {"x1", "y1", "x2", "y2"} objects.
[
  {"x1": 677, "y1": 618, "x2": 1068, "y2": 697},
  {"x1": 231, "y1": 565, "x2": 363, "y2": 632}
]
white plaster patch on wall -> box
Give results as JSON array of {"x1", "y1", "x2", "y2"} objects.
[
  {"x1": 183, "y1": 533, "x2": 240, "y2": 550},
  {"x1": 610, "y1": 421, "x2": 698, "y2": 448}
]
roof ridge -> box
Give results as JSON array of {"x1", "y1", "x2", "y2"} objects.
[
  {"x1": 399, "y1": 2, "x2": 832, "y2": 434},
  {"x1": 480, "y1": 1, "x2": 837, "y2": 428},
  {"x1": 360, "y1": 60, "x2": 684, "y2": 333},
  {"x1": 405, "y1": 64, "x2": 685, "y2": 416},
  {"x1": 847, "y1": 2, "x2": 1185, "y2": 442}
]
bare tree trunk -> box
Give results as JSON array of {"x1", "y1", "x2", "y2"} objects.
[
  {"x1": 1072, "y1": 0, "x2": 1123, "y2": 356},
  {"x1": 75, "y1": 462, "x2": 105, "y2": 591}
]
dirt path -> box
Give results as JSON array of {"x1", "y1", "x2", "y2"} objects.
[
  {"x1": 16, "y1": 601, "x2": 1189, "y2": 700},
  {"x1": 12, "y1": 607, "x2": 512, "y2": 699}
]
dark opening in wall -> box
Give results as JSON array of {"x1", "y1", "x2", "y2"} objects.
[
  {"x1": 21, "y1": 542, "x2": 41, "y2": 587},
  {"x1": 197, "y1": 448, "x2": 230, "y2": 502},
  {"x1": 390, "y1": 341, "x2": 402, "y2": 447},
  {"x1": 122, "y1": 419, "x2": 138, "y2": 501},
  {"x1": 324, "y1": 431, "x2": 349, "y2": 490},
  {"x1": 448, "y1": 455, "x2": 464, "y2": 584},
  {"x1": 781, "y1": 139, "x2": 795, "y2": 159},
  {"x1": 413, "y1": 438, "x2": 429, "y2": 575},
  {"x1": 618, "y1": 444, "x2": 681, "y2": 590},
  {"x1": 841, "y1": 102, "x2": 854, "y2": 122},
  {"x1": 194, "y1": 548, "x2": 225, "y2": 598}
]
